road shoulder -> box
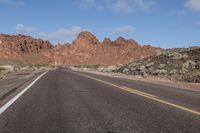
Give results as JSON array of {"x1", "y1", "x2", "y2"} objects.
[{"x1": 71, "y1": 68, "x2": 200, "y2": 92}]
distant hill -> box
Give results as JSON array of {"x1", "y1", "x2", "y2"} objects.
[{"x1": 0, "y1": 32, "x2": 162, "y2": 65}]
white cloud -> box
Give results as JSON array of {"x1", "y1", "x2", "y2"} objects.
[
  {"x1": 15, "y1": 24, "x2": 35, "y2": 34},
  {"x1": 76, "y1": 0, "x2": 96, "y2": 8},
  {"x1": 110, "y1": 0, "x2": 153, "y2": 13},
  {"x1": 111, "y1": 0, "x2": 133, "y2": 14},
  {"x1": 76, "y1": 0, "x2": 156, "y2": 14},
  {"x1": 185, "y1": 0, "x2": 200, "y2": 12},
  {"x1": 134, "y1": 0, "x2": 155, "y2": 10},
  {"x1": 112, "y1": 25, "x2": 135, "y2": 33},
  {"x1": 0, "y1": 0, "x2": 24, "y2": 7},
  {"x1": 37, "y1": 26, "x2": 86, "y2": 41}
]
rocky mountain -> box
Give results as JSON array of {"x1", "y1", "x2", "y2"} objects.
[
  {"x1": 0, "y1": 34, "x2": 52, "y2": 64},
  {"x1": 0, "y1": 32, "x2": 162, "y2": 65}
]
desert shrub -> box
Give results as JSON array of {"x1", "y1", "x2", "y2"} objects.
[{"x1": 0, "y1": 67, "x2": 6, "y2": 72}]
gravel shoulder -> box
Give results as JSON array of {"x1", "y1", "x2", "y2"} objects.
[
  {"x1": 71, "y1": 68, "x2": 200, "y2": 92},
  {"x1": 0, "y1": 69, "x2": 48, "y2": 107}
]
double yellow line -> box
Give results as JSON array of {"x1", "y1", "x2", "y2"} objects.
[{"x1": 80, "y1": 73, "x2": 200, "y2": 116}]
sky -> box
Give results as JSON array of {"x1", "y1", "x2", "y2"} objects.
[{"x1": 0, "y1": 0, "x2": 200, "y2": 48}]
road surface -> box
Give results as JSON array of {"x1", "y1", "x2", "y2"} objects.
[{"x1": 0, "y1": 68, "x2": 200, "y2": 133}]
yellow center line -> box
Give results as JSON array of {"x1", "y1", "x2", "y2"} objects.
[
  {"x1": 121, "y1": 87, "x2": 158, "y2": 98},
  {"x1": 80, "y1": 73, "x2": 200, "y2": 116}
]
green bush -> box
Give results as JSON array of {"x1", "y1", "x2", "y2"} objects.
[{"x1": 0, "y1": 67, "x2": 6, "y2": 72}]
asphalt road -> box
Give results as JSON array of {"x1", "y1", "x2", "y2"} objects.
[{"x1": 0, "y1": 68, "x2": 200, "y2": 133}]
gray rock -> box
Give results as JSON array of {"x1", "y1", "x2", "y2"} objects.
[
  {"x1": 180, "y1": 60, "x2": 197, "y2": 74},
  {"x1": 105, "y1": 65, "x2": 118, "y2": 73},
  {"x1": 169, "y1": 69, "x2": 178, "y2": 75},
  {"x1": 182, "y1": 54, "x2": 189, "y2": 59},
  {"x1": 0, "y1": 65, "x2": 14, "y2": 71},
  {"x1": 141, "y1": 71, "x2": 147, "y2": 77},
  {"x1": 97, "y1": 66, "x2": 104, "y2": 71},
  {"x1": 158, "y1": 64, "x2": 166, "y2": 69},
  {"x1": 146, "y1": 62, "x2": 154, "y2": 68},
  {"x1": 164, "y1": 52, "x2": 188, "y2": 60},
  {"x1": 182, "y1": 60, "x2": 197, "y2": 70},
  {"x1": 147, "y1": 58, "x2": 152, "y2": 62},
  {"x1": 153, "y1": 69, "x2": 167, "y2": 75},
  {"x1": 139, "y1": 65, "x2": 146, "y2": 71},
  {"x1": 129, "y1": 63, "x2": 139, "y2": 67},
  {"x1": 122, "y1": 68, "x2": 129, "y2": 73},
  {"x1": 130, "y1": 67, "x2": 137, "y2": 71}
]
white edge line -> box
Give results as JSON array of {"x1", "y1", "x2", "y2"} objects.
[{"x1": 0, "y1": 71, "x2": 49, "y2": 115}]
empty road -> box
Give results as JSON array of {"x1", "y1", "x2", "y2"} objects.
[{"x1": 0, "y1": 68, "x2": 200, "y2": 133}]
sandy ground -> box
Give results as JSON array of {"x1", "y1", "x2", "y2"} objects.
[{"x1": 72, "y1": 68, "x2": 200, "y2": 91}]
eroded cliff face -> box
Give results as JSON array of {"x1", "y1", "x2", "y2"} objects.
[
  {"x1": 0, "y1": 32, "x2": 162, "y2": 65},
  {"x1": 0, "y1": 34, "x2": 52, "y2": 64}
]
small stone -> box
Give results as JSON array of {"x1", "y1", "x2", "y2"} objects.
[
  {"x1": 130, "y1": 67, "x2": 137, "y2": 71},
  {"x1": 139, "y1": 66, "x2": 146, "y2": 71},
  {"x1": 158, "y1": 64, "x2": 165, "y2": 69},
  {"x1": 153, "y1": 69, "x2": 167, "y2": 75},
  {"x1": 122, "y1": 68, "x2": 129, "y2": 73},
  {"x1": 169, "y1": 69, "x2": 178, "y2": 75},
  {"x1": 146, "y1": 62, "x2": 154, "y2": 68}
]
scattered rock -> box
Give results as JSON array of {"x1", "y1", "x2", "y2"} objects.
[
  {"x1": 153, "y1": 69, "x2": 168, "y2": 75},
  {"x1": 181, "y1": 60, "x2": 197, "y2": 74},
  {"x1": 158, "y1": 64, "x2": 165, "y2": 69},
  {"x1": 163, "y1": 51, "x2": 188, "y2": 60},
  {"x1": 184, "y1": 74, "x2": 200, "y2": 83},
  {"x1": 129, "y1": 63, "x2": 140, "y2": 67},
  {"x1": 97, "y1": 66, "x2": 106, "y2": 72},
  {"x1": 145, "y1": 62, "x2": 154, "y2": 68},
  {"x1": 130, "y1": 67, "x2": 137, "y2": 71},
  {"x1": 113, "y1": 47, "x2": 200, "y2": 83},
  {"x1": 122, "y1": 68, "x2": 129, "y2": 74},
  {"x1": 0, "y1": 65, "x2": 14, "y2": 71},
  {"x1": 169, "y1": 69, "x2": 178, "y2": 75},
  {"x1": 104, "y1": 65, "x2": 118, "y2": 73},
  {"x1": 138, "y1": 65, "x2": 147, "y2": 71}
]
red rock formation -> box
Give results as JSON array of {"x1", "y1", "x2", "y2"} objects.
[
  {"x1": 102, "y1": 38, "x2": 112, "y2": 45},
  {"x1": 0, "y1": 32, "x2": 162, "y2": 65},
  {"x1": 73, "y1": 31, "x2": 99, "y2": 46},
  {"x1": 0, "y1": 34, "x2": 52, "y2": 64}
]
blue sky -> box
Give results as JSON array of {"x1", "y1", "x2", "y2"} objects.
[{"x1": 0, "y1": 0, "x2": 200, "y2": 48}]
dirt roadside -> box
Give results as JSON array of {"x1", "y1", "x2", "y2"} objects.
[
  {"x1": 72, "y1": 68, "x2": 200, "y2": 92},
  {"x1": 0, "y1": 69, "x2": 47, "y2": 107}
]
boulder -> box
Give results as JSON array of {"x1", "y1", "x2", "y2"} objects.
[
  {"x1": 180, "y1": 60, "x2": 197, "y2": 74},
  {"x1": 105, "y1": 65, "x2": 118, "y2": 73},
  {"x1": 138, "y1": 65, "x2": 147, "y2": 71},
  {"x1": 97, "y1": 66, "x2": 106, "y2": 72},
  {"x1": 129, "y1": 63, "x2": 140, "y2": 67},
  {"x1": 169, "y1": 69, "x2": 178, "y2": 75},
  {"x1": 158, "y1": 64, "x2": 166, "y2": 69},
  {"x1": 153, "y1": 69, "x2": 167, "y2": 75},
  {"x1": 145, "y1": 62, "x2": 154, "y2": 68},
  {"x1": 122, "y1": 68, "x2": 129, "y2": 73},
  {"x1": 0, "y1": 65, "x2": 14, "y2": 71},
  {"x1": 163, "y1": 52, "x2": 188, "y2": 60}
]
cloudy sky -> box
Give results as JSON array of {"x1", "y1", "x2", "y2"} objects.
[{"x1": 0, "y1": 0, "x2": 200, "y2": 48}]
